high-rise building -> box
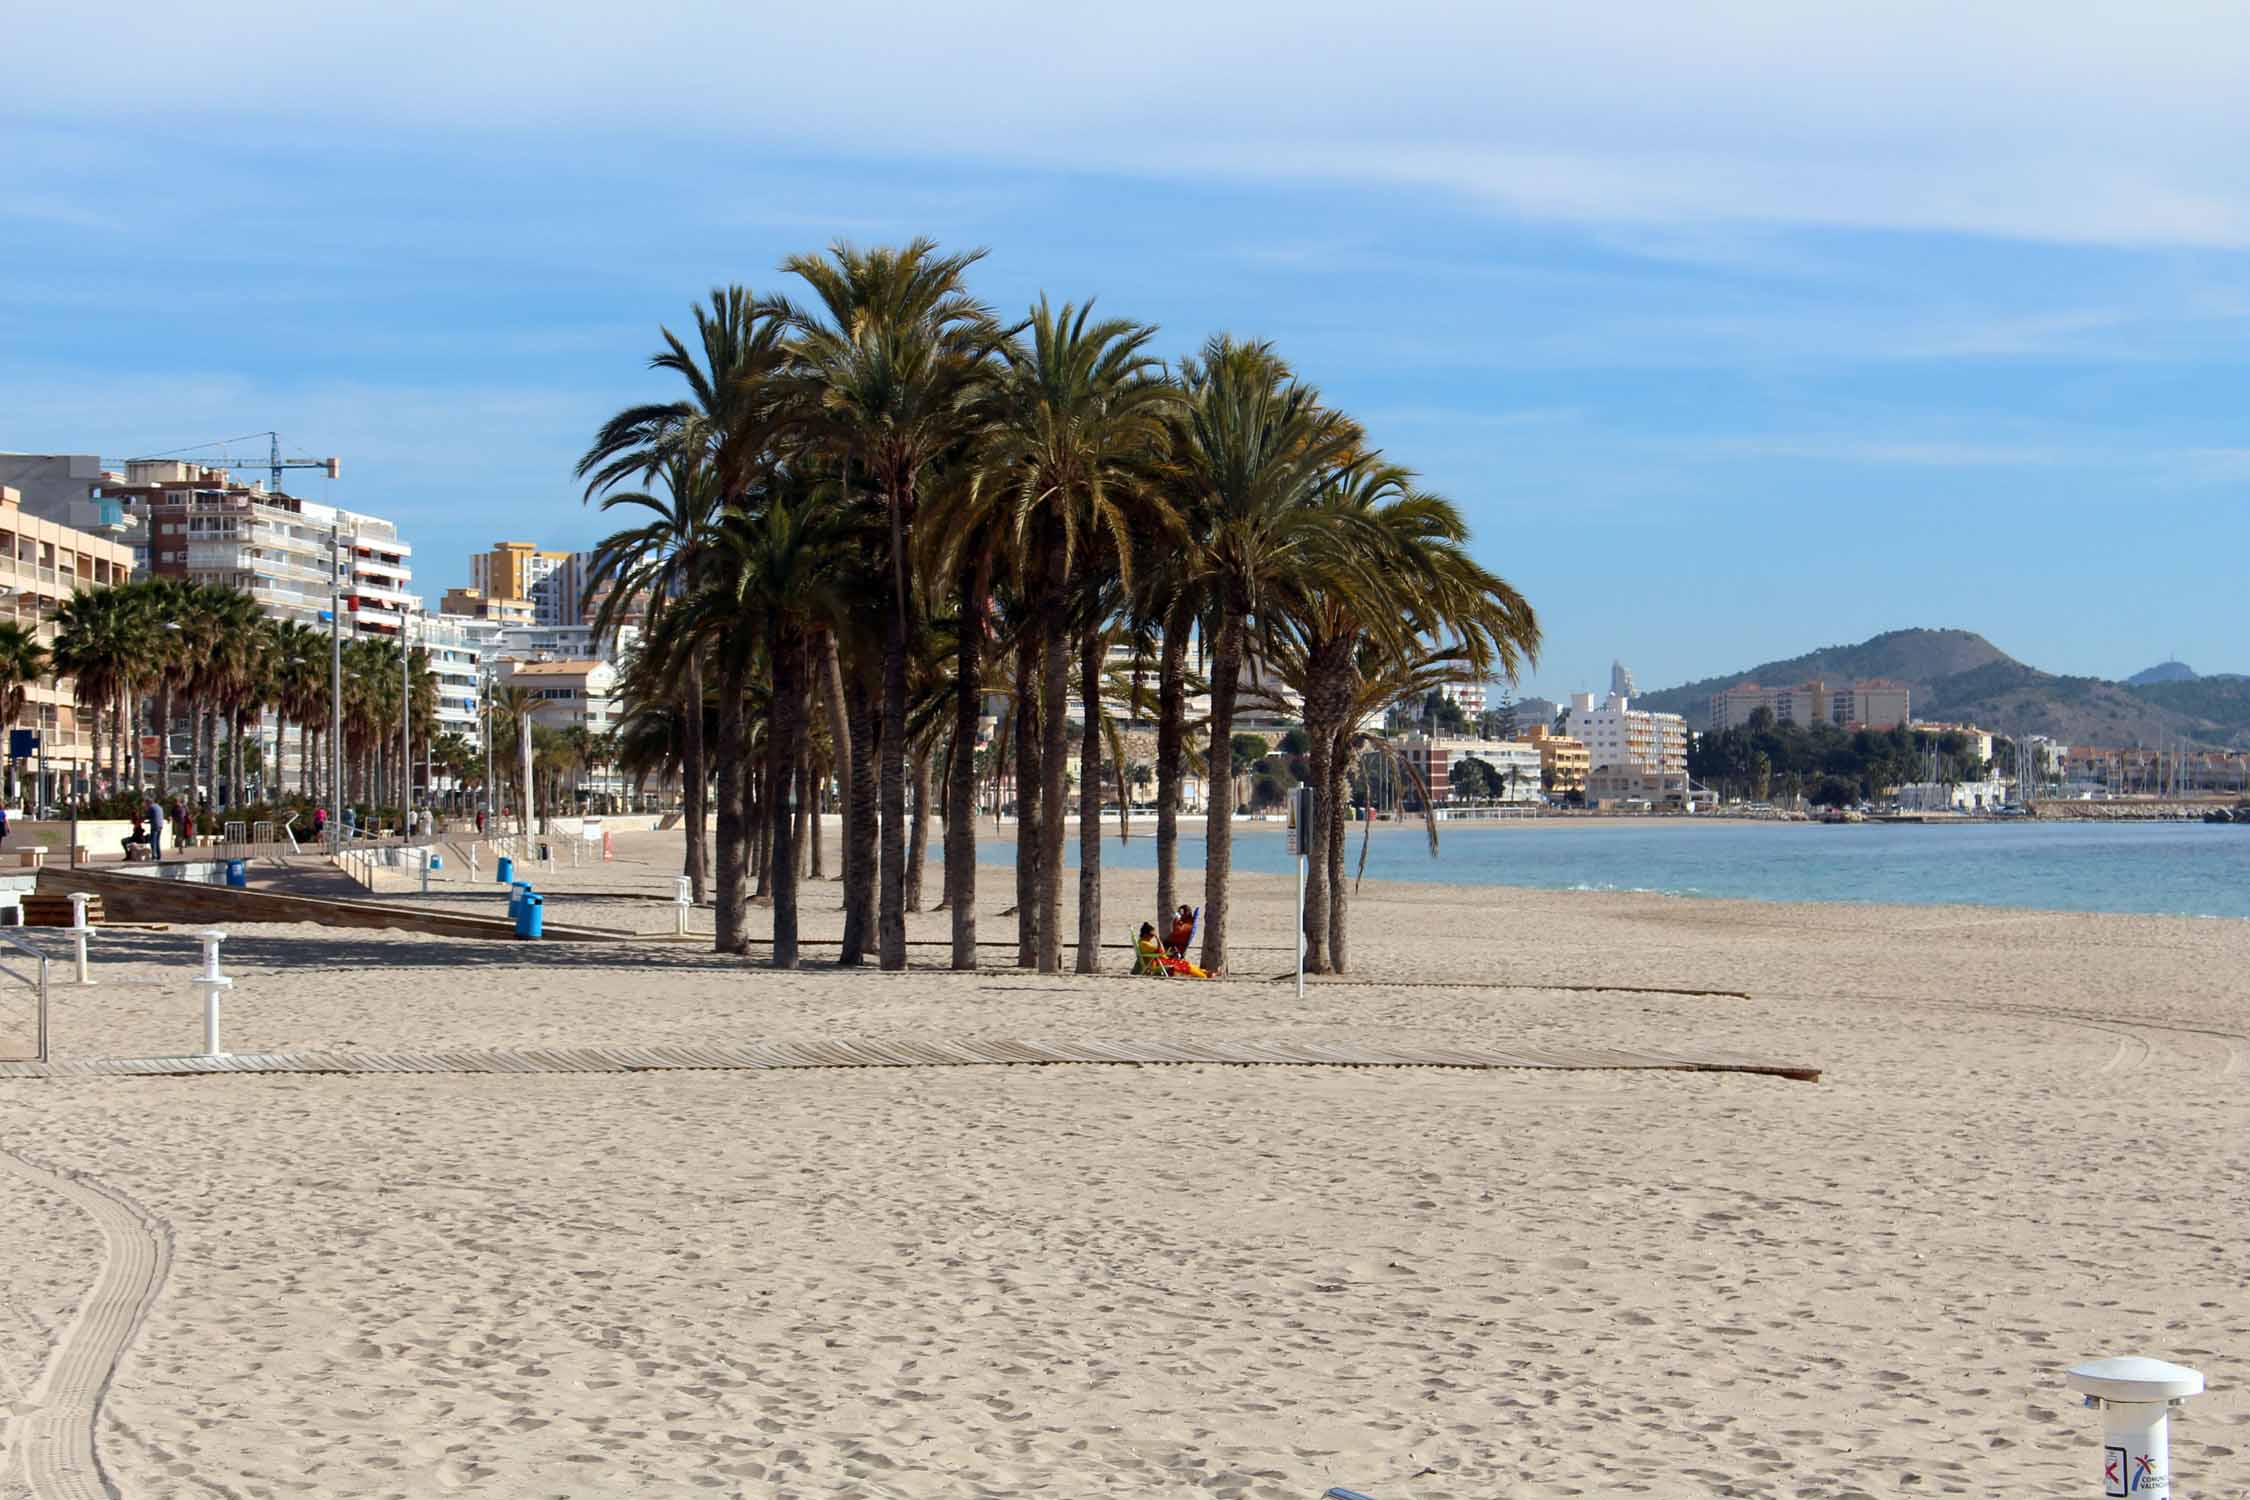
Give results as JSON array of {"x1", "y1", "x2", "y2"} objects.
[
  {"x1": 1609, "y1": 660, "x2": 1637, "y2": 700},
  {"x1": 1565, "y1": 689, "x2": 1688, "y2": 775},
  {"x1": 0, "y1": 484, "x2": 136, "y2": 798},
  {"x1": 99, "y1": 461, "x2": 416, "y2": 636},
  {"x1": 1439, "y1": 680, "x2": 1488, "y2": 719},
  {"x1": 470, "y1": 541, "x2": 583, "y2": 627}
]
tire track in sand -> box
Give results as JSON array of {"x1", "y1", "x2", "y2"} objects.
[{"x1": 0, "y1": 1149, "x2": 171, "y2": 1500}]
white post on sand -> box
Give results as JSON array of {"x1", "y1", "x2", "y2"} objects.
[
  {"x1": 192, "y1": 929, "x2": 233, "y2": 1057},
  {"x1": 66, "y1": 893, "x2": 94, "y2": 986},
  {"x1": 1289, "y1": 786, "x2": 1310, "y2": 998},
  {"x1": 674, "y1": 875, "x2": 692, "y2": 936},
  {"x1": 2067, "y1": 1357, "x2": 2203, "y2": 1498}
]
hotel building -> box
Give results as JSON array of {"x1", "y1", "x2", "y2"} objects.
[{"x1": 1564, "y1": 691, "x2": 1689, "y2": 776}]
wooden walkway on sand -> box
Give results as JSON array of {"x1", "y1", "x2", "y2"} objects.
[{"x1": 0, "y1": 1037, "x2": 1820, "y2": 1083}]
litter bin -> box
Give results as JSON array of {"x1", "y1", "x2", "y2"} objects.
[
  {"x1": 515, "y1": 893, "x2": 544, "y2": 940},
  {"x1": 495, "y1": 854, "x2": 514, "y2": 885},
  {"x1": 509, "y1": 881, "x2": 533, "y2": 920},
  {"x1": 225, "y1": 858, "x2": 247, "y2": 889}
]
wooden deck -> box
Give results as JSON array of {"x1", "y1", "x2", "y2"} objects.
[{"x1": 0, "y1": 1037, "x2": 1820, "y2": 1083}]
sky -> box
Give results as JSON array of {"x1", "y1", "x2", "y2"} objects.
[{"x1": 4, "y1": 1, "x2": 2248, "y2": 702}]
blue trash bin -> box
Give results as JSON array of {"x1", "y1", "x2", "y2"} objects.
[
  {"x1": 495, "y1": 854, "x2": 514, "y2": 885},
  {"x1": 225, "y1": 858, "x2": 247, "y2": 889},
  {"x1": 516, "y1": 893, "x2": 544, "y2": 940},
  {"x1": 508, "y1": 882, "x2": 529, "y2": 920}
]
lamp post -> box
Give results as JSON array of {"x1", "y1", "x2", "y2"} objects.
[
  {"x1": 400, "y1": 604, "x2": 413, "y2": 829},
  {"x1": 482, "y1": 664, "x2": 493, "y2": 827},
  {"x1": 329, "y1": 526, "x2": 351, "y2": 854}
]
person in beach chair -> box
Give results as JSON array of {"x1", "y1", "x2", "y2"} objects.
[
  {"x1": 1164, "y1": 904, "x2": 1197, "y2": 959},
  {"x1": 1135, "y1": 922, "x2": 1215, "y2": 979}
]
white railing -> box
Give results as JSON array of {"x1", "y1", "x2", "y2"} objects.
[{"x1": 0, "y1": 928, "x2": 53, "y2": 1064}]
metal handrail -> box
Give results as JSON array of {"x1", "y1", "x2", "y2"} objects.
[{"x1": 0, "y1": 928, "x2": 54, "y2": 1064}]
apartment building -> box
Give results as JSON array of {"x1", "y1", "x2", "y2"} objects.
[
  {"x1": 1396, "y1": 735, "x2": 1545, "y2": 804},
  {"x1": 441, "y1": 587, "x2": 537, "y2": 627},
  {"x1": 100, "y1": 461, "x2": 417, "y2": 636},
  {"x1": 1584, "y1": 766, "x2": 1689, "y2": 808},
  {"x1": 1708, "y1": 678, "x2": 1911, "y2": 731},
  {"x1": 415, "y1": 614, "x2": 485, "y2": 746},
  {"x1": 1565, "y1": 691, "x2": 1689, "y2": 775},
  {"x1": 0, "y1": 486, "x2": 135, "y2": 798},
  {"x1": 1439, "y1": 681, "x2": 1488, "y2": 718},
  {"x1": 1522, "y1": 724, "x2": 1589, "y2": 797},
  {"x1": 1910, "y1": 720, "x2": 1995, "y2": 764},
  {"x1": 470, "y1": 541, "x2": 585, "y2": 627}
]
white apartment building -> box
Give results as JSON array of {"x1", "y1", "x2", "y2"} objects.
[
  {"x1": 102, "y1": 460, "x2": 418, "y2": 637},
  {"x1": 1895, "y1": 779, "x2": 2009, "y2": 813},
  {"x1": 1565, "y1": 690, "x2": 1689, "y2": 775},
  {"x1": 499, "y1": 659, "x2": 620, "y2": 736},
  {"x1": 1439, "y1": 681, "x2": 1488, "y2": 719},
  {"x1": 414, "y1": 614, "x2": 484, "y2": 746},
  {"x1": 493, "y1": 622, "x2": 639, "y2": 667}
]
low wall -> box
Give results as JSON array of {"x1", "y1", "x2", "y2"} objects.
[{"x1": 32, "y1": 865, "x2": 623, "y2": 942}]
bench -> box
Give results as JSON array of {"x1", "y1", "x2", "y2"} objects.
[
  {"x1": 16, "y1": 848, "x2": 46, "y2": 870},
  {"x1": 23, "y1": 893, "x2": 102, "y2": 928}
]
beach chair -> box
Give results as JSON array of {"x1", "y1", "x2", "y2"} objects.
[
  {"x1": 1132, "y1": 934, "x2": 1170, "y2": 977},
  {"x1": 1165, "y1": 906, "x2": 1201, "y2": 959}
]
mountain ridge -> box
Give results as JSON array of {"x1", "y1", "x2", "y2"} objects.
[{"x1": 1634, "y1": 629, "x2": 2248, "y2": 748}]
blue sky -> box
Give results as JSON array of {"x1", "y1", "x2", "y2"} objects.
[{"x1": 5, "y1": 1, "x2": 2248, "y2": 701}]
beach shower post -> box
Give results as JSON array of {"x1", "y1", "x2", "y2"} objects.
[
  {"x1": 67, "y1": 893, "x2": 94, "y2": 985},
  {"x1": 192, "y1": 929, "x2": 233, "y2": 1057},
  {"x1": 1288, "y1": 787, "x2": 1310, "y2": 998},
  {"x1": 674, "y1": 875, "x2": 693, "y2": 936},
  {"x1": 2067, "y1": 1356, "x2": 2203, "y2": 1497}
]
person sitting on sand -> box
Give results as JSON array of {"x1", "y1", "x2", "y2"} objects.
[
  {"x1": 1164, "y1": 905, "x2": 1196, "y2": 958},
  {"x1": 1135, "y1": 922, "x2": 1213, "y2": 979}
]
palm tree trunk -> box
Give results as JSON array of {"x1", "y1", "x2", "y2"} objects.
[
  {"x1": 1153, "y1": 606, "x2": 1189, "y2": 931},
  {"x1": 1075, "y1": 624, "x2": 1104, "y2": 973},
  {"x1": 795, "y1": 760, "x2": 813, "y2": 880},
  {"x1": 1035, "y1": 618, "x2": 1070, "y2": 974},
  {"x1": 1012, "y1": 629, "x2": 1042, "y2": 970},
  {"x1": 877, "y1": 603, "x2": 910, "y2": 971},
  {"x1": 1302, "y1": 710, "x2": 1334, "y2": 975},
  {"x1": 821, "y1": 635, "x2": 851, "y2": 898},
  {"x1": 947, "y1": 574, "x2": 984, "y2": 970},
  {"x1": 1199, "y1": 606, "x2": 1243, "y2": 975},
  {"x1": 712, "y1": 657, "x2": 749, "y2": 954},
  {"x1": 767, "y1": 624, "x2": 805, "y2": 969},
  {"x1": 751, "y1": 754, "x2": 771, "y2": 901},
  {"x1": 809, "y1": 755, "x2": 826, "y2": 879},
  {"x1": 905, "y1": 750, "x2": 930, "y2": 912},
  {"x1": 1327, "y1": 727, "x2": 1352, "y2": 974},
  {"x1": 840, "y1": 670, "x2": 878, "y2": 965},
  {"x1": 680, "y1": 652, "x2": 709, "y2": 899}
]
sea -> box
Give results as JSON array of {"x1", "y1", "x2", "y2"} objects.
[{"x1": 971, "y1": 818, "x2": 2250, "y2": 920}]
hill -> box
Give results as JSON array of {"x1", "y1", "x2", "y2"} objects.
[
  {"x1": 1639, "y1": 629, "x2": 2241, "y2": 746},
  {"x1": 2126, "y1": 660, "x2": 2198, "y2": 686},
  {"x1": 1633, "y1": 629, "x2": 2010, "y2": 720}
]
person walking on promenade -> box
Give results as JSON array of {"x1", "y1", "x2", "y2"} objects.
[{"x1": 145, "y1": 794, "x2": 164, "y2": 860}]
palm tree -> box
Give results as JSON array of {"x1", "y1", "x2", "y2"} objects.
[
  {"x1": 575, "y1": 442, "x2": 725, "y2": 901},
  {"x1": 53, "y1": 589, "x2": 142, "y2": 795},
  {"x1": 0, "y1": 621, "x2": 48, "y2": 803},
  {"x1": 1256, "y1": 460, "x2": 1538, "y2": 971},
  {"x1": 580, "y1": 286, "x2": 795, "y2": 943},
  {"x1": 706, "y1": 474, "x2": 851, "y2": 966},
  {"x1": 982, "y1": 296, "x2": 1178, "y2": 972},
  {"x1": 773, "y1": 239, "x2": 1007, "y2": 970},
  {"x1": 1170, "y1": 336, "x2": 1362, "y2": 973}
]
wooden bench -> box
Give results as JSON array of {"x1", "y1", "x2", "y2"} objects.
[{"x1": 23, "y1": 893, "x2": 101, "y2": 928}]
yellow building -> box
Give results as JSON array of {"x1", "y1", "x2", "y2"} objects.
[
  {"x1": 1523, "y1": 724, "x2": 1590, "y2": 797},
  {"x1": 0, "y1": 485, "x2": 135, "y2": 793},
  {"x1": 441, "y1": 586, "x2": 536, "y2": 626}
]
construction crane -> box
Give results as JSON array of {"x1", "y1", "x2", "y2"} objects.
[{"x1": 127, "y1": 431, "x2": 340, "y2": 491}]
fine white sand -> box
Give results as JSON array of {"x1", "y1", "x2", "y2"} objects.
[{"x1": 0, "y1": 829, "x2": 2242, "y2": 1498}]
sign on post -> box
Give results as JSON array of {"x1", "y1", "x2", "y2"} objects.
[{"x1": 8, "y1": 729, "x2": 37, "y2": 760}]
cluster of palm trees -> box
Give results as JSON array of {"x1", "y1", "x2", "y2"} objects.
[
  {"x1": 44, "y1": 575, "x2": 448, "y2": 811},
  {"x1": 584, "y1": 239, "x2": 1540, "y2": 975}
]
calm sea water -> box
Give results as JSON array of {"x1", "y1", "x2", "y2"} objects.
[{"x1": 969, "y1": 818, "x2": 2250, "y2": 919}]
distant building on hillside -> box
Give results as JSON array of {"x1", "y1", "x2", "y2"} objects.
[
  {"x1": 1707, "y1": 678, "x2": 1910, "y2": 732},
  {"x1": 1439, "y1": 680, "x2": 1488, "y2": 719},
  {"x1": 1910, "y1": 720, "x2": 1995, "y2": 764},
  {"x1": 1609, "y1": 660, "x2": 1637, "y2": 700}
]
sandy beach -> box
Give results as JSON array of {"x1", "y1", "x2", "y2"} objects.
[{"x1": 0, "y1": 829, "x2": 2243, "y2": 1498}]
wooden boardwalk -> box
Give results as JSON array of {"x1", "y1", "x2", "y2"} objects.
[{"x1": 0, "y1": 1037, "x2": 1820, "y2": 1083}]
